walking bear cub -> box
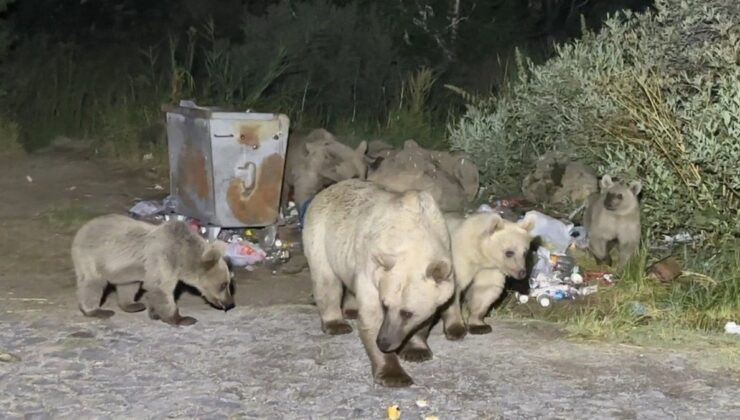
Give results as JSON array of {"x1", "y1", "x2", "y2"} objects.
[
  {"x1": 71, "y1": 214, "x2": 235, "y2": 326},
  {"x1": 302, "y1": 179, "x2": 454, "y2": 387},
  {"x1": 441, "y1": 212, "x2": 536, "y2": 338}
]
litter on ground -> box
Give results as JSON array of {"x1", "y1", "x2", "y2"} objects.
[{"x1": 725, "y1": 322, "x2": 740, "y2": 335}]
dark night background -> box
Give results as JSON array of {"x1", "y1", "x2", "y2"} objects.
[{"x1": 0, "y1": 0, "x2": 652, "y2": 152}]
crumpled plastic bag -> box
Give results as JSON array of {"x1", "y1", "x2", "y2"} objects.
[
  {"x1": 523, "y1": 210, "x2": 575, "y2": 253},
  {"x1": 226, "y1": 241, "x2": 267, "y2": 266},
  {"x1": 129, "y1": 200, "x2": 164, "y2": 218}
]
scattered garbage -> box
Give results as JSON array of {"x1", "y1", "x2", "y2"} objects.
[
  {"x1": 387, "y1": 404, "x2": 401, "y2": 420},
  {"x1": 657, "y1": 231, "x2": 705, "y2": 248},
  {"x1": 524, "y1": 210, "x2": 577, "y2": 253},
  {"x1": 529, "y1": 285, "x2": 578, "y2": 307},
  {"x1": 415, "y1": 400, "x2": 428, "y2": 408},
  {"x1": 0, "y1": 352, "x2": 20, "y2": 363},
  {"x1": 724, "y1": 321, "x2": 740, "y2": 335},
  {"x1": 518, "y1": 212, "x2": 616, "y2": 308},
  {"x1": 25, "y1": 175, "x2": 33, "y2": 183},
  {"x1": 127, "y1": 192, "x2": 297, "y2": 271},
  {"x1": 128, "y1": 195, "x2": 178, "y2": 219},
  {"x1": 129, "y1": 200, "x2": 165, "y2": 218},
  {"x1": 492, "y1": 197, "x2": 526, "y2": 210},
  {"x1": 647, "y1": 256, "x2": 682, "y2": 283},
  {"x1": 226, "y1": 241, "x2": 267, "y2": 267},
  {"x1": 630, "y1": 302, "x2": 648, "y2": 317},
  {"x1": 216, "y1": 226, "x2": 293, "y2": 271}
]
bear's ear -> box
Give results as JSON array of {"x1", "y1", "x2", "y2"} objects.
[
  {"x1": 403, "y1": 139, "x2": 420, "y2": 150},
  {"x1": 426, "y1": 260, "x2": 452, "y2": 283},
  {"x1": 366, "y1": 155, "x2": 384, "y2": 171},
  {"x1": 629, "y1": 180, "x2": 642, "y2": 196},
  {"x1": 201, "y1": 246, "x2": 222, "y2": 271},
  {"x1": 483, "y1": 212, "x2": 504, "y2": 235},
  {"x1": 517, "y1": 212, "x2": 537, "y2": 232},
  {"x1": 373, "y1": 253, "x2": 396, "y2": 272},
  {"x1": 600, "y1": 174, "x2": 614, "y2": 190},
  {"x1": 305, "y1": 141, "x2": 319, "y2": 154},
  {"x1": 355, "y1": 140, "x2": 368, "y2": 156}
]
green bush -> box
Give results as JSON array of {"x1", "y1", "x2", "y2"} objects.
[{"x1": 448, "y1": 0, "x2": 740, "y2": 242}]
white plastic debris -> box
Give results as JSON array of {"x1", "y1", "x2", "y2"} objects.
[
  {"x1": 476, "y1": 203, "x2": 495, "y2": 213},
  {"x1": 579, "y1": 285, "x2": 598, "y2": 296},
  {"x1": 571, "y1": 272, "x2": 584, "y2": 284},
  {"x1": 415, "y1": 400, "x2": 429, "y2": 408},
  {"x1": 530, "y1": 247, "x2": 555, "y2": 286},
  {"x1": 523, "y1": 211, "x2": 575, "y2": 253},
  {"x1": 129, "y1": 200, "x2": 164, "y2": 217},
  {"x1": 0, "y1": 352, "x2": 20, "y2": 363},
  {"x1": 724, "y1": 321, "x2": 740, "y2": 335},
  {"x1": 226, "y1": 241, "x2": 267, "y2": 267},
  {"x1": 25, "y1": 175, "x2": 33, "y2": 183}
]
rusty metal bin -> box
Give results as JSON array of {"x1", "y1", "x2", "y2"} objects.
[{"x1": 163, "y1": 100, "x2": 290, "y2": 228}]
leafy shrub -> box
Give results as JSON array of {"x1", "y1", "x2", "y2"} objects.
[{"x1": 448, "y1": 0, "x2": 740, "y2": 242}]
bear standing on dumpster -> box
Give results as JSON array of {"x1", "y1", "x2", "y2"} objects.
[
  {"x1": 71, "y1": 214, "x2": 235, "y2": 326},
  {"x1": 302, "y1": 179, "x2": 454, "y2": 387}
]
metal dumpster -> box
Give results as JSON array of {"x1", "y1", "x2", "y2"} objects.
[{"x1": 163, "y1": 100, "x2": 290, "y2": 228}]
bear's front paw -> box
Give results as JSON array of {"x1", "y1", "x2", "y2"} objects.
[
  {"x1": 322, "y1": 320, "x2": 353, "y2": 335},
  {"x1": 444, "y1": 323, "x2": 467, "y2": 341},
  {"x1": 399, "y1": 347, "x2": 433, "y2": 363},
  {"x1": 468, "y1": 324, "x2": 493, "y2": 335},
  {"x1": 374, "y1": 366, "x2": 413, "y2": 388}
]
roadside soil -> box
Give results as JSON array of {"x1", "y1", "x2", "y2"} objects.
[{"x1": 1, "y1": 153, "x2": 738, "y2": 419}]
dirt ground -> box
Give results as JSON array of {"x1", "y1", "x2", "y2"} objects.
[{"x1": 1, "y1": 154, "x2": 739, "y2": 419}]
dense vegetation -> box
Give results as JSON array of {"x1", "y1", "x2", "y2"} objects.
[
  {"x1": 0, "y1": 0, "x2": 651, "y2": 156},
  {"x1": 449, "y1": 0, "x2": 739, "y2": 338}
]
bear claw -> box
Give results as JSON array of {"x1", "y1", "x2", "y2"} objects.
[
  {"x1": 399, "y1": 347, "x2": 433, "y2": 363},
  {"x1": 468, "y1": 324, "x2": 493, "y2": 335},
  {"x1": 375, "y1": 367, "x2": 413, "y2": 388},
  {"x1": 322, "y1": 320, "x2": 353, "y2": 335},
  {"x1": 444, "y1": 323, "x2": 468, "y2": 341}
]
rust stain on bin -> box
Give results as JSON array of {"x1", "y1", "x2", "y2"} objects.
[
  {"x1": 227, "y1": 153, "x2": 284, "y2": 224},
  {"x1": 239, "y1": 123, "x2": 261, "y2": 148},
  {"x1": 176, "y1": 144, "x2": 211, "y2": 207}
]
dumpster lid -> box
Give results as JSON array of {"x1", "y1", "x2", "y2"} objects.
[{"x1": 161, "y1": 100, "x2": 282, "y2": 121}]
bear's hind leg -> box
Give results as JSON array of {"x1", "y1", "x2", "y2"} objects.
[
  {"x1": 465, "y1": 270, "x2": 506, "y2": 335},
  {"x1": 342, "y1": 289, "x2": 359, "y2": 320},
  {"x1": 312, "y1": 265, "x2": 352, "y2": 335},
  {"x1": 440, "y1": 289, "x2": 467, "y2": 341},
  {"x1": 77, "y1": 277, "x2": 114, "y2": 319},
  {"x1": 116, "y1": 282, "x2": 146, "y2": 313},
  {"x1": 145, "y1": 289, "x2": 196, "y2": 326}
]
